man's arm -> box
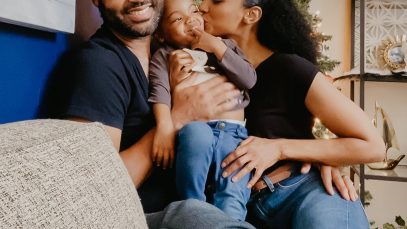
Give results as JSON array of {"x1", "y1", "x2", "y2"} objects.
[{"x1": 68, "y1": 117, "x2": 154, "y2": 188}]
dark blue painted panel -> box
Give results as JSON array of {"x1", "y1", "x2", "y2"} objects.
[{"x1": 0, "y1": 22, "x2": 68, "y2": 124}]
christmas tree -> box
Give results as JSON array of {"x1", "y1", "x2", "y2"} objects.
[
  {"x1": 294, "y1": 0, "x2": 341, "y2": 73},
  {"x1": 193, "y1": 0, "x2": 340, "y2": 73}
]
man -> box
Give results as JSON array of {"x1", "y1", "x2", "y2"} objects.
[{"x1": 44, "y1": 0, "x2": 252, "y2": 228}]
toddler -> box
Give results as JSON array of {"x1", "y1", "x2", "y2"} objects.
[{"x1": 148, "y1": 0, "x2": 256, "y2": 221}]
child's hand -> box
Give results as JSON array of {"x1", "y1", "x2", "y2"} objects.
[
  {"x1": 152, "y1": 123, "x2": 176, "y2": 169},
  {"x1": 191, "y1": 28, "x2": 227, "y2": 60}
]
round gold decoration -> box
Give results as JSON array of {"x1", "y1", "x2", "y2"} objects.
[{"x1": 379, "y1": 35, "x2": 407, "y2": 71}]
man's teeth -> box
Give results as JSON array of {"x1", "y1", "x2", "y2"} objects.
[{"x1": 129, "y1": 5, "x2": 151, "y2": 15}]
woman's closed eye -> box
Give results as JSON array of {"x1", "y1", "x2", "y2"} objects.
[{"x1": 211, "y1": 0, "x2": 223, "y2": 4}]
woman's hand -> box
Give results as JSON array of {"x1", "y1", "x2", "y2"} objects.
[
  {"x1": 320, "y1": 165, "x2": 358, "y2": 201},
  {"x1": 171, "y1": 76, "x2": 241, "y2": 130},
  {"x1": 301, "y1": 163, "x2": 358, "y2": 201},
  {"x1": 221, "y1": 136, "x2": 284, "y2": 188}
]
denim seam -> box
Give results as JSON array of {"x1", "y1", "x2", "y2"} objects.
[{"x1": 275, "y1": 172, "x2": 313, "y2": 189}]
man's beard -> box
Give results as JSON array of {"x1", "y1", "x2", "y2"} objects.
[{"x1": 98, "y1": 0, "x2": 163, "y2": 38}]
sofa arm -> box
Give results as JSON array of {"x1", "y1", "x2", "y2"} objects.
[{"x1": 0, "y1": 119, "x2": 147, "y2": 228}]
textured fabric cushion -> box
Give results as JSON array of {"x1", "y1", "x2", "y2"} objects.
[{"x1": 0, "y1": 119, "x2": 147, "y2": 228}]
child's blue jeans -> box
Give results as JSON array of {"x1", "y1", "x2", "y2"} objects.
[{"x1": 176, "y1": 121, "x2": 251, "y2": 221}]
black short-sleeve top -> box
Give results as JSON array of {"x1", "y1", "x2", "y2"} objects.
[
  {"x1": 246, "y1": 53, "x2": 319, "y2": 140},
  {"x1": 47, "y1": 25, "x2": 155, "y2": 151}
]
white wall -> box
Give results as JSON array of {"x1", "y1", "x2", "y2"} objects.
[{"x1": 311, "y1": 0, "x2": 407, "y2": 227}]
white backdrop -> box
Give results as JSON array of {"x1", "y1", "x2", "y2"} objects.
[{"x1": 0, "y1": 0, "x2": 75, "y2": 33}]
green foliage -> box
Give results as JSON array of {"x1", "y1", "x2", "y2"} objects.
[
  {"x1": 364, "y1": 190, "x2": 373, "y2": 207},
  {"x1": 383, "y1": 223, "x2": 397, "y2": 229},
  {"x1": 365, "y1": 191, "x2": 406, "y2": 229},
  {"x1": 194, "y1": 0, "x2": 340, "y2": 72},
  {"x1": 396, "y1": 216, "x2": 406, "y2": 227},
  {"x1": 294, "y1": 0, "x2": 341, "y2": 73}
]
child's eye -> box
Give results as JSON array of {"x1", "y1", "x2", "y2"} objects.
[{"x1": 174, "y1": 17, "x2": 183, "y2": 22}]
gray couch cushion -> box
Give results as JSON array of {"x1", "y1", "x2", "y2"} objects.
[{"x1": 0, "y1": 119, "x2": 147, "y2": 228}]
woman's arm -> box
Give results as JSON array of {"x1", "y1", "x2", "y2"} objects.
[
  {"x1": 280, "y1": 73, "x2": 385, "y2": 164},
  {"x1": 221, "y1": 73, "x2": 385, "y2": 187}
]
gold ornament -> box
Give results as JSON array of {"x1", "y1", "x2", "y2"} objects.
[{"x1": 379, "y1": 35, "x2": 407, "y2": 72}]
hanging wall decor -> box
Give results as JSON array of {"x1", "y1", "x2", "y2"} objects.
[
  {"x1": 354, "y1": 0, "x2": 407, "y2": 73},
  {"x1": 0, "y1": 0, "x2": 76, "y2": 33}
]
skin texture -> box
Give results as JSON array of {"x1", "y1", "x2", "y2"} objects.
[{"x1": 196, "y1": 0, "x2": 385, "y2": 200}]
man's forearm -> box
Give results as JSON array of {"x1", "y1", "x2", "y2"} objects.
[
  {"x1": 120, "y1": 148, "x2": 153, "y2": 188},
  {"x1": 120, "y1": 129, "x2": 155, "y2": 188}
]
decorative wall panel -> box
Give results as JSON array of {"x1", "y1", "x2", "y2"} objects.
[
  {"x1": 354, "y1": 0, "x2": 407, "y2": 71},
  {"x1": 0, "y1": 0, "x2": 75, "y2": 33}
]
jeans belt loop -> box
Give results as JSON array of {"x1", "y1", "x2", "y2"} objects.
[{"x1": 262, "y1": 175, "x2": 275, "y2": 193}]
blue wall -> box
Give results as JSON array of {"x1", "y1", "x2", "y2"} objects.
[{"x1": 0, "y1": 22, "x2": 68, "y2": 124}]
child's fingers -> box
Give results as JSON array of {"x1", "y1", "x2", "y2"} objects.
[
  {"x1": 152, "y1": 145, "x2": 159, "y2": 162},
  {"x1": 156, "y1": 149, "x2": 163, "y2": 167},
  {"x1": 162, "y1": 149, "x2": 170, "y2": 170},
  {"x1": 169, "y1": 149, "x2": 175, "y2": 168},
  {"x1": 192, "y1": 27, "x2": 202, "y2": 36}
]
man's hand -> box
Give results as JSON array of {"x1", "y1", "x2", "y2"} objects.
[
  {"x1": 171, "y1": 76, "x2": 240, "y2": 130},
  {"x1": 168, "y1": 50, "x2": 240, "y2": 130}
]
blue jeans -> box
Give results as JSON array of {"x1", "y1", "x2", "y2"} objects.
[
  {"x1": 146, "y1": 199, "x2": 256, "y2": 229},
  {"x1": 246, "y1": 165, "x2": 369, "y2": 229},
  {"x1": 176, "y1": 121, "x2": 251, "y2": 221}
]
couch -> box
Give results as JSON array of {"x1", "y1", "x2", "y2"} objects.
[{"x1": 0, "y1": 119, "x2": 147, "y2": 228}]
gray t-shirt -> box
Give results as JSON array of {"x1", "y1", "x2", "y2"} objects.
[{"x1": 148, "y1": 39, "x2": 257, "y2": 109}]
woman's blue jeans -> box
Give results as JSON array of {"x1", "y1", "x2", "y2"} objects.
[
  {"x1": 246, "y1": 165, "x2": 369, "y2": 229},
  {"x1": 176, "y1": 121, "x2": 251, "y2": 221}
]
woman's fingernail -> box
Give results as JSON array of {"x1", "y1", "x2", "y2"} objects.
[
  {"x1": 232, "y1": 177, "x2": 237, "y2": 182},
  {"x1": 221, "y1": 162, "x2": 226, "y2": 168},
  {"x1": 222, "y1": 172, "x2": 227, "y2": 177}
]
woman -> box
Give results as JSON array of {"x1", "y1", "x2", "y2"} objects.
[{"x1": 171, "y1": 0, "x2": 385, "y2": 228}]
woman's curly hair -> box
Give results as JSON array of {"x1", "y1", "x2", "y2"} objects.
[{"x1": 244, "y1": 0, "x2": 318, "y2": 64}]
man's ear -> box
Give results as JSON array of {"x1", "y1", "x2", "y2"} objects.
[{"x1": 243, "y1": 6, "x2": 262, "y2": 25}]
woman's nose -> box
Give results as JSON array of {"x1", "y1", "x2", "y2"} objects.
[{"x1": 198, "y1": 0, "x2": 208, "y2": 13}]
